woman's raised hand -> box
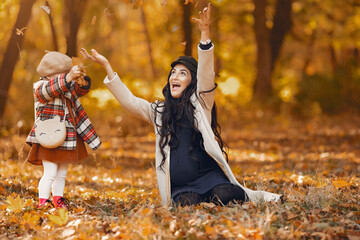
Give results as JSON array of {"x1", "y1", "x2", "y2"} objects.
[
  {"x1": 80, "y1": 48, "x2": 109, "y2": 66},
  {"x1": 192, "y1": 3, "x2": 211, "y2": 41},
  {"x1": 80, "y1": 48, "x2": 116, "y2": 80}
]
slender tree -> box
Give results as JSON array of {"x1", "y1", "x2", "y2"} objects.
[
  {"x1": 253, "y1": 0, "x2": 292, "y2": 102},
  {"x1": 212, "y1": 4, "x2": 222, "y2": 75},
  {"x1": 140, "y1": 7, "x2": 156, "y2": 79},
  {"x1": 0, "y1": 0, "x2": 36, "y2": 119},
  {"x1": 45, "y1": 0, "x2": 59, "y2": 51},
  {"x1": 182, "y1": 1, "x2": 193, "y2": 56},
  {"x1": 63, "y1": 0, "x2": 89, "y2": 57}
]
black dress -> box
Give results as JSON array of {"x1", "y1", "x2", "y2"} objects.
[{"x1": 170, "y1": 116, "x2": 230, "y2": 200}]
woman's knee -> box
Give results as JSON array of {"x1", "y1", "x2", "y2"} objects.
[
  {"x1": 210, "y1": 184, "x2": 247, "y2": 205},
  {"x1": 174, "y1": 192, "x2": 203, "y2": 206}
]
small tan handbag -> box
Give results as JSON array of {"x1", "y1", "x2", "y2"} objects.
[{"x1": 35, "y1": 99, "x2": 66, "y2": 149}]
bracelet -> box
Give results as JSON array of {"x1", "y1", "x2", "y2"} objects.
[{"x1": 200, "y1": 39, "x2": 211, "y2": 45}]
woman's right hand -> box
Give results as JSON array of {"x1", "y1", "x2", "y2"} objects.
[
  {"x1": 192, "y1": 3, "x2": 211, "y2": 41},
  {"x1": 80, "y1": 48, "x2": 109, "y2": 66}
]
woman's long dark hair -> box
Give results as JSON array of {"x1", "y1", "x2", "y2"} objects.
[{"x1": 154, "y1": 67, "x2": 228, "y2": 171}]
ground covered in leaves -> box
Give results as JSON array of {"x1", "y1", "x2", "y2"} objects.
[{"x1": 0, "y1": 115, "x2": 359, "y2": 239}]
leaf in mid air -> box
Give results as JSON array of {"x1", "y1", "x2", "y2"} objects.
[
  {"x1": 40, "y1": 6, "x2": 51, "y2": 14},
  {"x1": 16, "y1": 27, "x2": 28, "y2": 36}
]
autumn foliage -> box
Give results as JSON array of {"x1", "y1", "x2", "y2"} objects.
[
  {"x1": 1, "y1": 114, "x2": 360, "y2": 239},
  {"x1": 0, "y1": 0, "x2": 360, "y2": 238}
]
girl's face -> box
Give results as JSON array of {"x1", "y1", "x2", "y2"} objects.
[{"x1": 169, "y1": 64, "x2": 192, "y2": 99}]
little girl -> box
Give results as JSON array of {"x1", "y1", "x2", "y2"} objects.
[{"x1": 26, "y1": 51, "x2": 101, "y2": 208}]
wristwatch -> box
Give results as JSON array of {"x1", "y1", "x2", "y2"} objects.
[{"x1": 200, "y1": 39, "x2": 212, "y2": 45}]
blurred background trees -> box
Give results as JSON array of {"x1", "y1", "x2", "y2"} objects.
[{"x1": 0, "y1": 0, "x2": 360, "y2": 135}]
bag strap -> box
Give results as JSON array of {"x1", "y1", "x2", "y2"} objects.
[{"x1": 65, "y1": 98, "x2": 76, "y2": 128}]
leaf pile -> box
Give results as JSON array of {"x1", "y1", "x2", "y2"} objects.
[{"x1": 0, "y1": 115, "x2": 359, "y2": 239}]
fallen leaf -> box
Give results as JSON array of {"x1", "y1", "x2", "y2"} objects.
[
  {"x1": 6, "y1": 195, "x2": 25, "y2": 213},
  {"x1": 205, "y1": 225, "x2": 214, "y2": 235},
  {"x1": 21, "y1": 212, "x2": 40, "y2": 229},
  {"x1": 0, "y1": 186, "x2": 7, "y2": 194},
  {"x1": 61, "y1": 228, "x2": 76, "y2": 238},
  {"x1": 48, "y1": 208, "x2": 69, "y2": 226},
  {"x1": 332, "y1": 179, "x2": 351, "y2": 188}
]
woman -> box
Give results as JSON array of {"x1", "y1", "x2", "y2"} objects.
[{"x1": 81, "y1": 3, "x2": 281, "y2": 206}]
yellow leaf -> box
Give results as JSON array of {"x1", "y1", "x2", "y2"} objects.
[
  {"x1": 6, "y1": 195, "x2": 25, "y2": 213},
  {"x1": 72, "y1": 57, "x2": 84, "y2": 66},
  {"x1": 73, "y1": 206, "x2": 85, "y2": 213},
  {"x1": 0, "y1": 186, "x2": 7, "y2": 194},
  {"x1": 141, "y1": 208, "x2": 151, "y2": 215},
  {"x1": 21, "y1": 212, "x2": 40, "y2": 229},
  {"x1": 48, "y1": 208, "x2": 69, "y2": 226},
  {"x1": 91, "y1": 16, "x2": 96, "y2": 25},
  {"x1": 332, "y1": 179, "x2": 351, "y2": 188},
  {"x1": 9, "y1": 215, "x2": 18, "y2": 223},
  {"x1": 16, "y1": 27, "x2": 28, "y2": 36},
  {"x1": 205, "y1": 225, "x2": 215, "y2": 234},
  {"x1": 102, "y1": 141, "x2": 111, "y2": 149},
  {"x1": 25, "y1": 199, "x2": 35, "y2": 207}
]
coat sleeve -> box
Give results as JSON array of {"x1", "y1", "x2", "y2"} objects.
[
  {"x1": 196, "y1": 44, "x2": 216, "y2": 111},
  {"x1": 74, "y1": 76, "x2": 91, "y2": 97},
  {"x1": 104, "y1": 73, "x2": 155, "y2": 125},
  {"x1": 34, "y1": 74, "x2": 69, "y2": 103}
]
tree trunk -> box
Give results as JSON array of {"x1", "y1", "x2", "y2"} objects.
[
  {"x1": 329, "y1": 43, "x2": 337, "y2": 75},
  {"x1": 270, "y1": 0, "x2": 292, "y2": 71},
  {"x1": 45, "y1": 1, "x2": 58, "y2": 51},
  {"x1": 253, "y1": 0, "x2": 272, "y2": 101},
  {"x1": 140, "y1": 7, "x2": 156, "y2": 79},
  {"x1": 212, "y1": 5, "x2": 222, "y2": 75},
  {"x1": 63, "y1": 0, "x2": 88, "y2": 57},
  {"x1": 182, "y1": 1, "x2": 193, "y2": 56},
  {"x1": 302, "y1": 30, "x2": 316, "y2": 76},
  {"x1": 253, "y1": 0, "x2": 292, "y2": 102},
  {"x1": 0, "y1": 0, "x2": 36, "y2": 119}
]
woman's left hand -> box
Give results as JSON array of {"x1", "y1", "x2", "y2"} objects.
[
  {"x1": 80, "y1": 48, "x2": 109, "y2": 66},
  {"x1": 192, "y1": 3, "x2": 211, "y2": 39}
]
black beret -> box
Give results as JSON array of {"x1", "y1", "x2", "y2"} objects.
[{"x1": 171, "y1": 56, "x2": 198, "y2": 74}]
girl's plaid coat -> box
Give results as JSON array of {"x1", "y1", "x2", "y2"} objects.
[{"x1": 26, "y1": 74, "x2": 101, "y2": 150}]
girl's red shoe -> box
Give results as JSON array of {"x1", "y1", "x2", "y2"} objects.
[
  {"x1": 37, "y1": 198, "x2": 54, "y2": 208},
  {"x1": 53, "y1": 196, "x2": 70, "y2": 209}
]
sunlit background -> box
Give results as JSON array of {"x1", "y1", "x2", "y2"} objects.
[{"x1": 1, "y1": 0, "x2": 360, "y2": 134}]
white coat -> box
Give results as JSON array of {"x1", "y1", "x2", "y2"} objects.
[{"x1": 104, "y1": 45, "x2": 282, "y2": 205}]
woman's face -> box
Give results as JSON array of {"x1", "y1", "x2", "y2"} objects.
[{"x1": 169, "y1": 64, "x2": 192, "y2": 99}]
